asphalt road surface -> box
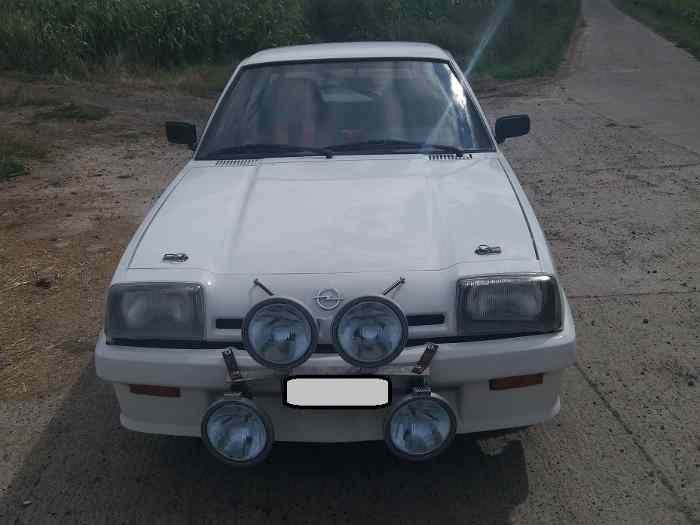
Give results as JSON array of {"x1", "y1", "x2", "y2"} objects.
[{"x1": 1, "y1": 0, "x2": 699, "y2": 523}]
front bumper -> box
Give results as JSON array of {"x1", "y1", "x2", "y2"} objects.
[{"x1": 95, "y1": 311, "x2": 575, "y2": 442}]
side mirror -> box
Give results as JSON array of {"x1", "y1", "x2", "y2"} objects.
[
  {"x1": 166, "y1": 121, "x2": 197, "y2": 150},
  {"x1": 495, "y1": 115, "x2": 530, "y2": 144}
]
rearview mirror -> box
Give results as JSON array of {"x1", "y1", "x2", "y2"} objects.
[
  {"x1": 495, "y1": 115, "x2": 530, "y2": 144},
  {"x1": 166, "y1": 121, "x2": 197, "y2": 150}
]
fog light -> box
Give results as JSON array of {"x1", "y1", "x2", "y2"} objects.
[
  {"x1": 201, "y1": 397, "x2": 273, "y2": 467},
  {"x1": 384, "y1": 391, "x2": 457, "y2": 461}
]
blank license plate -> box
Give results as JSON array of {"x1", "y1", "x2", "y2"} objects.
[{"x1": 284, "y1": 376, "x2": 391, "y2": 409}]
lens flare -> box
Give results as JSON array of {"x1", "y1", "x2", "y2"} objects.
[{"x1": 465, "y1": 0, "x2": 514, "y2": 77}]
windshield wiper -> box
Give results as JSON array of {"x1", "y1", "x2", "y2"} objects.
[
  {"x1": 325, "y1": 139, "x2": 466, "y2": 157},
  {"x1": 203, "y1": 143, "x2": 333, "y2": 160}
]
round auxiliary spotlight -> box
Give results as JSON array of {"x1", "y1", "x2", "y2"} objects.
[
  {"x1": 201, "y1": 397, "x2": 274, "y2": 467},
  {"x1": 331, "y1": 295, "x2": 408, "y2": 368},
  {"x1": 242, "y1": 297, "x2": 318, "y2": 370},
  {"x1": 384, "y1": 392, "x2": 457, "y2": 461}
]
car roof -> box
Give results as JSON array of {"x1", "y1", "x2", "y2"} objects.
[{"x1": 242, "y1": 42, "x2": 451, "y2": 66}]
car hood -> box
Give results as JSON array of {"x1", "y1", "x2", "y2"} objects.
[{"x1": 129, "y1": 156, "x2": 536, "y2": 274}]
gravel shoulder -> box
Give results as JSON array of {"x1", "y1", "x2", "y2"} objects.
[{"x1": 1, "y1": 1, "x2": 699, "y2": 522}]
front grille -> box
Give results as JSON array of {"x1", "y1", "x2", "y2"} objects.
[{"x1": 217, "y1": 313, "x2": 445, "y2": 330}]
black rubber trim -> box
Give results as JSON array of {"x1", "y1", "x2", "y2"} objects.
[
  {"x1": 216, "y1": 318, "x2": 243, "y2": 330},
  {"x1": 406, "y1": 314, "x2": 445, "y2": 326},
  {"x1": 215, "y1": 314, "x2": 442, "y2": 331}
]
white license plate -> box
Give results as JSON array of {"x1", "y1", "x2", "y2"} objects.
[{"x1": 284, "y1": 376, "x2": 391, "y2": 409}]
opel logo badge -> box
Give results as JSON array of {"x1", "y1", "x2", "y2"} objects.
[{"x1": 313, "y1": 288, "x2": 343, "y2": 311}]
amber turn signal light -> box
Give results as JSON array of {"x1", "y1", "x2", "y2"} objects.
[
  {"x1": 129, "y1": 384, "x2": 181, "y2": 397},
  {"x1": 489, "y1": 373, "x2": 544, "y2": 391}
]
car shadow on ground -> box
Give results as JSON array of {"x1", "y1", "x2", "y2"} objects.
[{"x1": 1, "y1": 360, "x2": 529, "y2": 524}]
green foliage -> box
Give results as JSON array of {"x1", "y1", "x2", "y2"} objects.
[
  {"x1": 0, "y1": 0, "x2": 580, "y2": 79},
  {"x1": 305, "y1": 0, "x2": 581, "y2": 77},
  {"x1": 0, "y1": 0, "x2": 308, "y2": 73},
  {"x1": 0, "y1": 158, "x2": 27, "y2": 181}
]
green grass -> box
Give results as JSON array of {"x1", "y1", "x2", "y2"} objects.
[
  {"x1": 0, "y1": 0, "x2": 581, "y2": 82},
  {"x1": 0, "y1": 130, "x2": 50, "y2": 182},
  {"x1": 612, "y1": 0, "x2": 700, "y2": 58},
  {"x1": 34, "y1": 102, "x2": 110, "y2": 122},
  {"x1": 0, "y1": 158, "x2": 27, "y2": 181}
]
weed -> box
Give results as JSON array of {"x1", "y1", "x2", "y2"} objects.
[{"x1": 0, "y1": 158, "x2": 27, "y2": 181}]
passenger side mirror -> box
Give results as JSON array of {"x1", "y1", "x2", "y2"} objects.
[
  {"x1": 166, "y1": 121, "x2": 197, "y2": 150},
  {"x1": 495, "y1": 115, "x2": 530, "y2": 144}
]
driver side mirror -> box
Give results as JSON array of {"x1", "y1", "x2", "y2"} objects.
[
  {"x1": 495, "y1": 115, "x2": 530, "y2": 144},
  {"x1": 166, "y1": 121, "x2": 197, "y2": 150}
]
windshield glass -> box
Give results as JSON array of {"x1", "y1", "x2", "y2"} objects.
[{"x1": 197, "y1": 60, "x2": 493, "y2": 159}]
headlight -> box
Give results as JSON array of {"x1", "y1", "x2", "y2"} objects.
[
  {"x1": 242, "y1": 297, "x2": 317, "y2": 370},
  {"x1": 201, "y1": 397, "x2": 274, "y2": 467},
  {"x1": 106, "y1": 283, "x2": 205, "y2": 342},
  {"x1": 331, "y1": 296, "x2": 408, "y2": 368},
  {"x1": 457, "y1": 274, "x2": 562, "y2": 337},
  {"x1": 384, "y1": 392, "x2": 457, "y2": 461}
]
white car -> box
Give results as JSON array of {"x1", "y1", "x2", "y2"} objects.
[{"x1": 96, "y1": 42, "x2": 576, "y2": 465}]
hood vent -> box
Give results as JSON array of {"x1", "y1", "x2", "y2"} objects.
[
  {"x1": 428, "y1": 153, "x2": 472, "y2": 161},
  {"x1": 215, "y1": 159, "x2": 259, "y2": 168}
]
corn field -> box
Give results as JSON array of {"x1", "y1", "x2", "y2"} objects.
[{"x1": 0, "y1": 0, "x2": 581, "y2": 78}]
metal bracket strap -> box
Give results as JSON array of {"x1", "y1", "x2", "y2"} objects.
[
  {"x1": 253, "y1": 278, "x2": 274, "y2": 297},
  {"x1": 222, "y1": 343, "x2": 439, "y2": 384},
  {"x1": 222, "y1": 348, "x2": 243, "y2": 382},
  {"x1": 412, "y1": 343, "x2": 439, "y2": 375}
]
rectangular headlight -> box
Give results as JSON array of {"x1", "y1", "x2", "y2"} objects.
[
  {"x1": 457, "y1": 274, "x2": 562, "y2": 337},
  {"x1": 105, "y1": 283, "x2": 205, "y2": 342}
]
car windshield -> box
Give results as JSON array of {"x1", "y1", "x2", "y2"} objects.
[{"x1": 197, "y1": 60, "x2": 493, "y2": 160}]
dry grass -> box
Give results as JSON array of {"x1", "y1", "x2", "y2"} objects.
[{"x1": 34, "y1": 102, "x2": 110, "y2": 122}]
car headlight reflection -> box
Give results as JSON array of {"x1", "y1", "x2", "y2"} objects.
[
  {"x1": 331, "y1": 296, "x2": 408, "y2": 368},
  {"x1": 201, "y1": 397, "x2": 273, "y2": 467},
  {"x1": 242, "y1": 298, "x2": 317, "y2": 370},
  {"x1": 385, "y1": 392, "x2": 457, "y2": 461}
]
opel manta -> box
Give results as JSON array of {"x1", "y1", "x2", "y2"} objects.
[{"x1": 96, "y1": 42, "x2": 576, "y2": 465}]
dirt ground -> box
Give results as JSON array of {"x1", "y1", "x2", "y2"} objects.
[
  {"x1": 0, "y1": 80, "x2": 213, "y2": 401},
  {"x1": 0, "y1": 0, "x2": 699, "y2": 523}
]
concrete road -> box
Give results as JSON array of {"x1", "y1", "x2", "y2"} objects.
[
  {"x1": 1, "y1": 0, "x2": 699, "y2": 523},
  {"x1": 565, "y1": 0, "x2": 700, "y2": 155}
]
